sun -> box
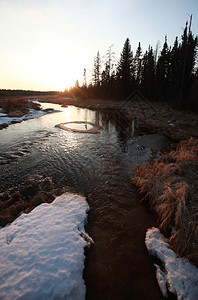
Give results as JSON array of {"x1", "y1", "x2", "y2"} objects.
[
  {"x1": 23, "y1": 45, "x2": 83, "y2": 91},
  {"x1": 41, "y1": 56, "x2": 80, "y2": 91}
]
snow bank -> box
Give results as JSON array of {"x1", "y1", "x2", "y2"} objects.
[
  {"x1": 145, "y1": 227, "x2": 198, "y2": 299},
  {"x1": 0, "y1": 109, "x2": 48, "y2": 126},
  {"x1": 0, "y1": 113, "x2": 7, "y2": 117},
  {"x1": 0, "y1": 193, "x2": 93, "y2": 300}
]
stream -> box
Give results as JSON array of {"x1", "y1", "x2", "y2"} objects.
[{"x1": 0, "y1": 102, "x2": 165, "y2": 299}]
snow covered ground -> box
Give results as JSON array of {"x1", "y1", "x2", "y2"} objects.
[
  {"x1": 0, "y1": 107, "x2": 53, "y2": 126},
  {"x1": 145, "y1": 227, "x2": 198, "y2": 299},
  {"x1": 0, "y1": 193, "x2": 93, "y2": 299}
]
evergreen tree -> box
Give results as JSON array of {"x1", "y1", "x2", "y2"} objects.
[
  {"x1": 100, "y1": 45, "x2": 117, "y2": 99},
  {"x1": 92, "y1": 51, "x2": 101, "y2": 87},
  {"x1": 134, "y1": 42, "x2": 142, "y2": 86},
  {"x1": 83, "y1": 68, "x2": 87, "y2": 88},
  {"x1": 84, "y1": 18, "x2": 197, "y2": 109},
  {"x1": 155, "y1": 36, "x2": 170, "y2": 101},
  {"x1": 165, "y1": 36, "x2": 180, "y2": 103},
  {"x1": 154, "y1": 40, "x2": 161, "y2": 65},
  {"x1": 105, "y1": 44, "x2": 116, "y2": 79},
  {"x1": 169, "y1": 37, "x2": 180, "y2": 83},
  {"x1": 141, "y1": 46, "x2": 155, "y2": 97},
  {"x1": 178, "y1": 21, "x2": 198, "y2": 108},
  {"x1": 102, "y1": 63, "x2": 110, "y2": 85},
  {"x1": 100, "y1": 65, "x2": 110, "y2": 98},
  {"x1": 117, "y1": 38, "x2": 134, "y2": 98}
]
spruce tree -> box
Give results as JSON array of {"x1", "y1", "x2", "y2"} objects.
[
  {"x1": 141, "y1": 46, "x2": 155, "y2": 97},
  {"x1": 169, "y1": 37, "x2": 180, "y2": 84},
  {"x1": 134, "y1": 42, "x2": 142, "y2": 87},
  {"x1": 117, "y1": 38, "x2": 134, "y2": 98},
  {"x1": 105, "y1": 44, "x2": 116, "y2": 79},
  {"x1": 83, "y1": 68, "x2": 87, "y2": 88},
  {"x1": 92, "y1": 51, "x2": 101, "y2": 87},
  {"x1": 155, "y1": 36, "x2": 170, "y2": 101},
  {"x1": 166, "y1": 37, "x2": 180, "y2": 104},
  {"x1": 178, "y1": 21, "x2": 198, "y2": 108}
]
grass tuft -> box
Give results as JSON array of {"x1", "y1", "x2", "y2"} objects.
[{"x1": 132, "y1": 138, "x2": 198, "y2": 266}]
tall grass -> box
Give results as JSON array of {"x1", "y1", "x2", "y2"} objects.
[{"x1": 132, "y1": 138, "x2": 198, "y2": 266}]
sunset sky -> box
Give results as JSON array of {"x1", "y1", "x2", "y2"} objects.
[{"x1": 0, "y1": 0, "x2": 197, "y2": 91}]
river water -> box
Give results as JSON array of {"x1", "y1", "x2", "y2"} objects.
[{"x1": 0, "y1": 102, "x2": 164, "y2": 299}]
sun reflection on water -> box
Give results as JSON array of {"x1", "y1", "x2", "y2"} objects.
[{"x1": 64, "y1": 106, "x2": 72, "y2": 122}]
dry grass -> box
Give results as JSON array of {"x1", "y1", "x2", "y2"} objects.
[
  {"x1": 0, "y1": 176, "x2": 62, "y2": 227},
  {"x1": 132, "y1": 138, "x2": 198, "y2": 266},
  {"x1": 126, "y1": 101, "x2": 198, "y2": 140},
  {"x1": 0, "y1": 98, "x2": 40, "y2": 115}
]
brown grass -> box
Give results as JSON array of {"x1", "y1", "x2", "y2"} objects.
[
  {"x1": 132, "y1": 138, "x2": 198, "y2": 266},
  {"x1": 0, "y1": 98, "x2": 40, "y2": 115},
  {"x1": 125, "y1": 101, "x2": 198, "y2": 140},
  {"x1": 0, "y1": 176, "x2": 59, "y2": 227}
]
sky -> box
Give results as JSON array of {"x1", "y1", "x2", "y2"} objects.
[{"x1": 0, "y1": 0, "x2": 198, "y2": 91}]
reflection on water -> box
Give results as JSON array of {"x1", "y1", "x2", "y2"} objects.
[
  {"x1": 0, "y1": 103, "x2": 162, "y2": 299},
  {"x1": 99, "y1": 110, "x2": 135, "y2": 151}
]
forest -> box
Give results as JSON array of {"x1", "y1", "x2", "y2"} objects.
[{"x1": 70, "y1": 20, "x2": 198, "y2": 111}]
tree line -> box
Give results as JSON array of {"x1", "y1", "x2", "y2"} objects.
[{"x1": 69, "y1": 19, "x2": 198, "y2": 110}]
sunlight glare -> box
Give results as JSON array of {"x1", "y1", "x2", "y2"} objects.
[
  {"x1": 39, "y1": 53, "x2": 79, "y2": 91},
  {"x1": 64, "y1": 106, "x2": 72, "y2": 122},
  {"x1": 13, "y1": 43, "x2": 82, "y2": 91}
]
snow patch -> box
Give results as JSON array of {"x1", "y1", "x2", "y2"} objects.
[
  {"x1": 0, "y1": 109, "x2": 47, "y2": 126},
  {"x1": 145, "y1": 227, "x2": 198, "y2": 299},
  {"x1": 0, "y1": 193, "x2": 93, "y2": 299},
  {"x1": 0, "y1": 112, "x2": 7, "y2": 117},
  {"x1": 0, "y1": 106, "x2": 57, "y2": 126}
]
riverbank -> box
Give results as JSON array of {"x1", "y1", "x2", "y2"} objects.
[
  {"x1": 0, "y1": 97, "x2": 57, "y2": 130},
  {"x1": 37, "y1": 94, "x2": 198, "y2": 141},
  {"x1": 1, "y1": 94, "x2": 198, "y2": 140},
  {"x1": 132, "y1": 138, "x2": 198, "y2": 264}
]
